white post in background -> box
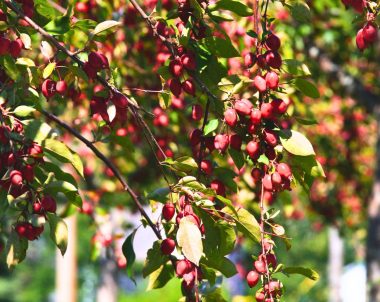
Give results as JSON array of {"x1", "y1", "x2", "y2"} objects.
[
  {"x1": 328, "y1": 226, "x2": 344, "y2": 302},
  {"x1": 56, "y1": 215, "x2": 78, "y2": 302}
]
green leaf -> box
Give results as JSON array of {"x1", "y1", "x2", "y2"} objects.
[
  {"x1": 47, "y1": 213, "x2": 68, "y2": 255},
  {"x1": 143, "y1": 241, "x2": 166, "y2": 278},
  {"x1": 13, "y1": 106, "x2": 36, "y2": 117},
  {"x1": 164, "y1": 156, "x2": 198, "y2": 173},
  {"x1": 290, "y1": 2, "x2": 311, "y2": 23},
  {"x1": 91, "y1": 20, "x2": 121, "y2": 37},
  {"x1": 2, "y1": 55, "x2": 20, "y2": 80},
  {"x1": 282, "y1": 266, "x2": 319, "y2": 281},
  {"x1": 203, "y1": 256, "x2": 237, "y2": 278},
  {"x1": 5, "y1": 231, "x2": 28, "y2": 269},
  {"x1": 147, "y1": 263, "x2": 174, "y2": 290},
  {"x1": 44, "y1": 16, "x2": 71, "y2": 35},
  {"x1": 204, "y1": 119, "x2": 219, "y2": 135},
  {"x1": 282, "y1": 59, "x2": 311, "y2": 76},
  {"x1": 205, "y1": 37, "x2": 240, "y2": 58},
  {"x1": 73, "y1": 19, "x2": 97, "y2": 31},
  {"x1": 42, "y1": 139, "x2": 84, "y2": 177},
  {"x1": 229, "y1": 148, "x2": 245, "y2": 170},
  {"x1": 147, "y1": 187, "x2": 170, "y2": 203},
  {"x1": 122, "y1": 229, "x2": 138, "y2": 278},
  {"x1": 216, "y1": 195, "x2": 237, "y2": 217},
  {"x1": 34, "y1": 0, "x2": 61, "y2": 18},
  {"x1": 257, "y1": 154, "x2": 270, "y2": 165},
  {"x1": 218, "y1": 75, "x2": 253, "y2": 99},
  {"x1": 294, "y1": 78, "x2": 320, "y2": 99},
  {"x1": 204, "y1": 288, "x2": 228, "y2": 302},
  {"x1": 177, "y1": 216, "x2": 203, "y2": 266},
  {"x1": 209, "y1": 0, "x2": 253, "y2": 17},
  {"x1": 291, "y1": 155, "x2": 325, "y2": 178},
  {"x1": 223, "y1": 207, "x2": 261, "y2": 243},
  {"x1": 279, "y1": 130, "x2": 315, "y2": 156},
  {"x1": 294, "y1": 116, "x2": 318, "y2": 125},
  {"x1": 43, "y1": 62, "x2": 56, "y2": 79}
]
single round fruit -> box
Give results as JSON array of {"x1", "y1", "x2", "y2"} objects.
[
  {"x1": 41, "y1": 196, "x2": 57, "y2": 213},
  {"x1": 10, "y1": 170, "x2": 23, "y2": 186},
  {"x1": 189, "y1": 128, "x2": 202, "y2": 146},
  {"x1": 246, "y1": 270, "x2": 260, "y2": 288},
  {"x1": 42, "y1": 79, "x2": 56, "y2": 98},
  {"x1": 260, "y1": 103, "x2": 275, "y2": 120},
  {"x1": 246, "y1": 141, "x2": 260, "y2": 160},
  {"x1": 224, "y1": 108, "x2": 238, "y2": 127},
  {"x1": 263, "y1": 174, "x2": 273, "y2": 191},
  {"x1": 356, "y1": 28, "x2": 367, "y2": 51},
  {"x1": 56, "y1": 80, "x2": 68, "y2": 95},
  {"x1": 251, "y1": 167, "x2": 262, "y2": 182},
  {"x1": 363, "y1": 22, "x2": 378, "y2": 43},
  {"x1": 264, "y1": 129, "x2": 278, "y2": 147},
  {"x1": 254, "y1": 259, "x2": 266, "y2": 274},
  {"x1": 276, "y1": 163, "x2": 292, "y2": 179},
  {"x1": 266, "y1": 33, "x2": 281, "y2": 51},
  {"x1": 235, "y1": 99, "x2": 253, "y2": 116},
  {"x1": 265, "y1": 51, "x2": 282, "y2": 69},
  {"x1": 265, "y1": 71, "x2": 279, "y2": 90},
  {"x1": 250, "y1": 109, "x2": 262, "y2": 125},
  {"x1": 254, "y1": 75, "x2": 267, "y2": 93},
  {"x1": 182, "y1": 79, "x2": 196, "y2": 96},
  {"x1": 162, "y1": 203, "x2": 176, "y2": 221},
  {"x1": 244, "y1": 52, "x2": 257, "y2": 68},
  {"x1": 168, "y1": 78, "x2": 182, "y2": 97},
  {"x1": 201, "y1": 160, "x2": 213, "y2": 175},
  {"x1": 161, "y1": 238, "x2": 176, "y2": 255},
  {"x1": 169, "y1": 59, "x2": 183, "y2": 77},
  {"x1": 181, "y1": 53, "x2": 196, "y2": 70}
]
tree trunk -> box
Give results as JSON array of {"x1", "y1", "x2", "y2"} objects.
[
  {"x1": 367, "y1": 106, "x2": 380, "y2": 301},
  {"x1": 56, "y1": 215, "x2": 78, "y2": 302},
  {"x1": 328, "y1": 226, "x2": 344, "y2": 302}
]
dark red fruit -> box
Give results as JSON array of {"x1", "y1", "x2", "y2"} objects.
[
  {"x1": 9, "y1": 40, "x2": 22, "y2": 58},
  {"x1": 271, "y1": 98, "x2": 287, "y2": 114},
  {"x1": 0, "y1": 37, "x2": 10, "y2": 55},
  {"x1": 356, "y1": 28, "x2": 367, "y2": 51},
  {"x1": 182, "y1": 79, "x2": 196, "y2": 96},
  {"x1": 192, "y1": 104, "x2": 203, "y2": 121},
  {"x1": 229, "y1": 134, "x2": 242, "y2": 150},
  {"x1": 189, "y1": 128, "x2": 202, "y2": 146},
  {"x1": 266, "y1": 33, "x2": 281, "y2": 51},
  {"x1": 271, "y1": 172, "x2": 282, "y2": 189},
  {"x1": 363, "y1": 22, "x2": 378, "y2": 43},
  {"x1": 200, "y1": 160, "x2": 213, "y2": 175},
  {"x1": 162, "y1": 203, "x2": 176, "y2": 221},
  {"x1": 22, "y1": 164, "x2": 34, "y2": 182},
  {"x1": 41, "y1": 196, "x2": 57, "y2": 212},
  {"x1": 161, "y1": 238, "x2": 176, "y2": 255},
  {"x1": 169, "y1": 59, "x2": 183, "y2": 77},
  {"x1": 251, "y1": 167, "x2": 262, "y2": 182},
  {"x1": 168, "y1": 78, "x2": 182, "y2": 97},
  {"x1": 42, "y1": 79, "x2": 56, "y2": 98},
  {"x1": 181, "y1": 53, "x2": 196, "y2": 70},
  {"x1": 264, "y1": 129, "x2": 278, "y2": 147},
  {"x1": 265, "y1": 51, "x2": 282, "y2": 69},
  {"x1": 112, "y1": 93, "x2": 129, "y2": 108}
]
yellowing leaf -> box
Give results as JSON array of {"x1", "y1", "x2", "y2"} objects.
[
  {"x1": 280, "y1": 130, "x2": 315, "y2": 156},
  {"x1": 91, "y1": 20, "x2": 121, "y2": 37},
  {"x1": 43, "y1": 62, "x2": 56, "y2": 79},
  {"x1": 177, "y1": 216, "x2": 203, "y2": 266},
  {"x1": 47, "y1": 213, "x2": 68, "y2": 255}
]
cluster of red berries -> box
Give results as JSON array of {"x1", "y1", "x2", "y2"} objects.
[
  {"x1": 0, "y1": 36, "x2": 24, "y2": 58},
  {"x1": 83, "y1": 51, "x2": 110, "y2": 79},
  {"x1": 246, "y1": 239, "x2": 283, "y2": 301},
  {"x1": 160, "y1": 196, "x2": 205, "y2": 295},
  {"x1": 176, "y1": 0, "x2": 208, "y2": 38},
  {"x1": 0, "y1": 109, "x2": 57, "y2": 241},
  {"x1": 356, "y1": 22, "x2": 378, "y2": 51},
  {"x1": 167, "y1": 48, "x2": 197, "y2": 97}
]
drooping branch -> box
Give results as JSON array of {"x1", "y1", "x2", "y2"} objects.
[{"x1": 41, "y1": 109, "x2": 163, "y2": 240}]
